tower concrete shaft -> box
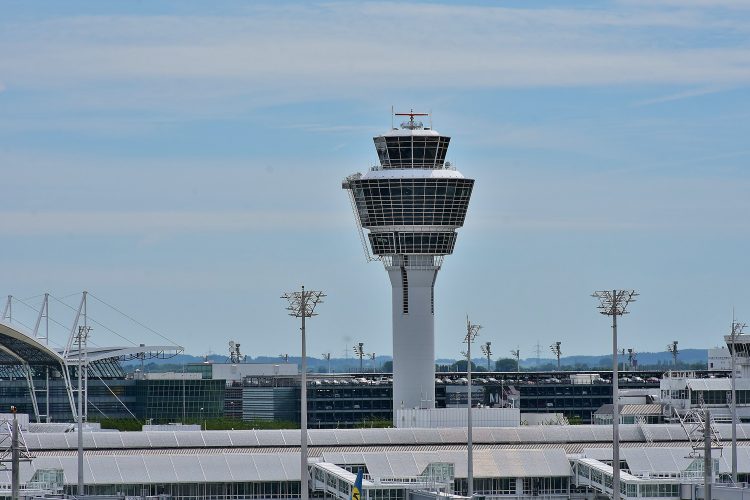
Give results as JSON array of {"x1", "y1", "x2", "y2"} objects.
[
  {"x1": 388, "y1": 262, "x2": 438, "y2": 409},
  {"x1": 343, "y1": 112, "x2": 474, "y2": 413}
]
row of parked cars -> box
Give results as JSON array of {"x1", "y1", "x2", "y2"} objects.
[
  {"x1": 435, "y1": 375, "x2": 661, "y2": 385},
  {"x1": 309, "y1": 377, "x2": 393, "y2": 386}
]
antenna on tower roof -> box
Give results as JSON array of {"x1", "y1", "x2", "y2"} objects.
[
  {"x1": 394, "y1": 109, "x2": 429, "y2": 130},
  {"x1": 391, "y1": 105, "x2": 394, "y2": 130}
]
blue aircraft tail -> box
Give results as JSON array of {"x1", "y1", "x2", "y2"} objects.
[{"x1": 351, "y1": 468, "x2": 363, "y2": 500}]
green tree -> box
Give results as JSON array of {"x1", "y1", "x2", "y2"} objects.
[
  {"x1": 450, "y1": 359, "x2": 479, "y2": 372},
  {"x1": 495, "y1": 358, "x2": 518, "y2": 371}
]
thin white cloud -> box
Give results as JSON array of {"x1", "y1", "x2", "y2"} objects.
[
  {"x1": 634, "y1": 86, "x2": 736, "y2": 106},
  {"x1": 0, "y1": 3, "x2": 748, "y2": 105},
  {"x1": 0, "y1": 211, "x2": 349, "y2": 235}
]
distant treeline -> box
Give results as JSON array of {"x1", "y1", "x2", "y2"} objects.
[{"x1": 124, "y1": 349, "x2": 708, "y2": 374}]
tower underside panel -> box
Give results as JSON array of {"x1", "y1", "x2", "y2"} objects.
[
  {"x1": 369, "y1": 232, "x2": 457, "y2": 255},
  {"x1": 387, "y1": 266, "x2": 437, "y2": 412}
]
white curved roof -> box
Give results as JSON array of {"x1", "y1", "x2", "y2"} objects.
[
  {"x1": 0, "y1": 321, "x2": 65, "y2": 366},
  {"x1": 19, "y1": 423, "x2": 750, "y2": 452},
  {"x1": 65, "y1": 345, "x2": 183, "y2": 362},
  {"x1": 362, "y1": 168, "x2": 465, "y2": 180}
]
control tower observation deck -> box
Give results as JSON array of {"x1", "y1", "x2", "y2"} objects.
[{"x1": 342, "y1": 112, "x2": 475, "y2": 411}]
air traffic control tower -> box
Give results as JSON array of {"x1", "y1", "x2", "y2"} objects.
[{"x1": 343, "y1": 111, "x2": 475, "y2": 411}]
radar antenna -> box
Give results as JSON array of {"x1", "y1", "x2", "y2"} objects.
[{"x1": 394, "y1": 109, "x2": 429, "y2": 130}]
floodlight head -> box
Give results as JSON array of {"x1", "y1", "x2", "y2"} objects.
[
  {"x1": 464, "y1": 318, "x2": 481, "y2": 343},
  {"x1": 281, "y1": 286, "x2": 326, "y2": 318},
  {"x1": 592, "y1": 290, "x2": 638, "y2": 316}
]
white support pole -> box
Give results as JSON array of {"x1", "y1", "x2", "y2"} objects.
[
  {"x1": 467, "y1": 334, "x2": 473, "y2": 499},
  {"x1": 23, "y1": 363, "x2": 40, "y2": 423},
  {"x1": 612, "y1": 304, "x2": 620, "y2": 500},
  {"x1": 300, "y1": 287, "x2": 308, "y2": 500},
  {"x1": 64, "y1": 292, "x2": 87, "y2": 358},
  {"x1": 731, "y1": 319, "x2": 738, "y2": 484},
  {"x1": 2, "y1": 295, "x2": 11, "y2": 323},
  {"x1": 77, "y1": 331, "x2": 85, "y2": 497}
]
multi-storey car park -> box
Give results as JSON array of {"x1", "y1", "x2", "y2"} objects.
[{"x1": 343, "y1": 112, "x2": 475, "y2": 413}]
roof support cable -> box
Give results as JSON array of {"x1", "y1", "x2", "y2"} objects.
[
  {"x1": 88, "y1": 293, "x2": 181, "y2": 347},
  {"x1": 51, "y1": 295, "x2": 137, "y2": 348},
  {"x1": 92, "y1": 372, "x2": 141, "y2": 423}
]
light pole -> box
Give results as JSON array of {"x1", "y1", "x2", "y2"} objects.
[
  {"x1": 463, "y1": 317, "x2": 481, "y2": 498},
  {"x1": 481, "y1": 342, "x2": 492, "y2": 371},
  {"x1": 667, "y1": 341, "x2": 679, "y2": 367},
  {"x1": 730, "y1": 317, "x2": 745, "y2": 484},
  {"x1": 627, "y1": 349, "x2": 636, "y2": 371},
  {"x1": 75, "y1": 324, "x2": 91, "y2": 497},
  {"x1": 282, "y1": 285, "x2": 325, "y2": 500},
  {"x1": 511, "y1": 348, "x2": 520, "y2": 373},
  {"x1": 593, "y1": 289, "x2": 638, "y2": 500},
  {"x1": 353, "y1": 343, "x2": 365, "y2": 373},
  {"x1": 322, "y1": 353, "x2": 332, "y2": 374},
  {"x1": 550, "y1": 342, "x2": 562, "y2": 370}
]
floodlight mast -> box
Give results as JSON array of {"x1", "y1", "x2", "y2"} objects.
[
  {"x1": 281, "y1": 285, "x2": 325, "y2": 500},
  {"x1": 511, "y1": 348, "x2": 520, "y2": 372},
  {"x1": 549, "y1": 342, "x2": 562, "y2": 370},
  {"x1": 592, "y1": 289, "x2": 638, "y2": 500},
  {"x1": 667, "y1": 341, "x2": 679, "y2": 367},
  {"x1": 481, "y1": 342, "x2": 492, "y2": 371},
  {"x1": 463, "y1": 317, "x2": 481, "y2": 499},
  {"x1": 730, "y1": 316, "x2": 745, "y2": 484},
  {"x1": 353, "y1": 343, "x2": 365, "y2": 373}
]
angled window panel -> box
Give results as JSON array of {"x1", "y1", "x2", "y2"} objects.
[
  {"x1": 253, "y1": 454, "x2": 289, "y2": 482},
  {"x1": 65, "y1": 432, "x2": 95, "y2": 449},
  {"x1": 120, "y1": 431, "x2": 151, "y2": 449},
  {"x1": 412, "y1": 428, "x2": 440, "y2": 444},
  {"x1": 88, "y1": 455, "x2": 123, "y2": 484},
  {"x1": 280, "y1": 453, "x2": 301, "y2": 481},
  {"x1": 145, "y1": 431, "x2": 178, "y2": 448},
  {"x1": 257, "y1": 430, "x2": 290, "y2": 447},
  {"x1": 360, "y1": 428, "x2": 391, "y2": 445},
  {"x1": 115, "y1": 455, "x2": 152, "y2": 483},
  {"x1": 363, "y1": 453, "x2": 395, "y2": 479},
  {"x1": 203, "y1": 430, "x2": 233, "y2": 447},
  {"x1": 22, "y1": 433, "x2": 41, "y2": 450},
  {"x1": 280, "y1": 429, "x2": 300, "y2": 446},
  {"x1": 439, "y1": 427, "x2": 466, "y2": 443},
  {"x1": 227, "y1": 430, "x2": 260, "y2": 447},
  {"x1": 170, "y1": 455, "x2": 206, "y2": 483},
  {"x1": 225, "y1": 453, "x2": 259, "y2": 482},
  {"x1": 198, "y1": 454, "x2": 234, "y2": 482},
  {"x1": 91, "y1": 432, "x2": 124, "y2": 449},
  {"x1": 57, "y1": 456, "x2": 83, "y2": 484},
  {"x1": 309, "y1": 429, "x2": 339, "y2": 446},
  {"x1": 143, "y1": 455, "x2": 179, "y2": 483},
  {"x1": 174, "y1": 431, "x2": 206, "y2": 447}
]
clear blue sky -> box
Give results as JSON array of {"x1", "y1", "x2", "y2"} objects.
[{"x1": 1, "y1": 0, "x2": 749, "y2": 360}]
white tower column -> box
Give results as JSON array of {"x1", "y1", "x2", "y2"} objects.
[{"x1": 387, "y1": 263, "x2": 438, "y2": 411}]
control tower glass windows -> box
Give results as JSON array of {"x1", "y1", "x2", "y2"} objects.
[
  {"x1": 374, "y1": 136, "x2": 450, "y2": 169},
  {"x1": 350, "y1": 178, "x2": 474, "y2": 228}
]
